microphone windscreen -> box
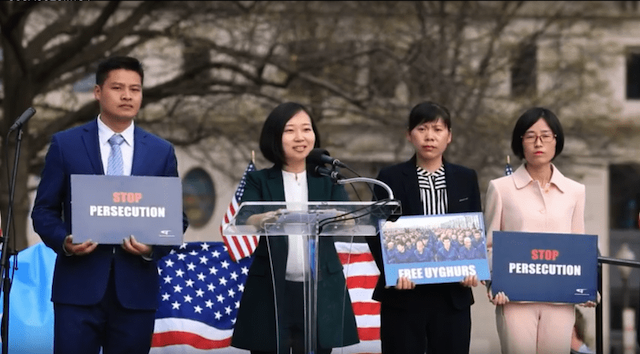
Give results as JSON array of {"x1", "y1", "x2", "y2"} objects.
[{"x1": 306, "y1": 148, "x2": 330, "y2": 166}]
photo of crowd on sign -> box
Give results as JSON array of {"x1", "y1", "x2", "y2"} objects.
[
  {"x1": 381, "y1": 214, "x2": 486, "y2": 263},
  {"x1": 378, "y1": 212, "x2": 491, "y2": 285}
]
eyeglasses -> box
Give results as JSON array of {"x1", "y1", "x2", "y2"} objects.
[{"x1": 521, "y1": 133, "x2": 556, "y2": 144}]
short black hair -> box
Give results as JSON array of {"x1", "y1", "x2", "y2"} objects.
[
  {"x1": 408, "y1": 101, "x2": 452, "y2": 131},
  {"x1": 511, "y1": 107, "x2": 564, "y2": 160},
  {"x1": 259, "y1": 102, "x2": 321, "y2": 167},
  {"x1": 96, "y1": 56, "x2": 144, "y2": 86}
]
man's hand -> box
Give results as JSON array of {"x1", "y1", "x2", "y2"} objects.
[
  {"x1": 122, "y1": 235, "x2": 153, "y2": 258},
  {"x1": 64, "y1": 235, "x2": 98, "y2": 256}
]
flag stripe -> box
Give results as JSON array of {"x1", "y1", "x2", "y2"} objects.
[
  {"x1": 338, "y1": 252, "x2": 375, "y2": 264},
  {"x1": 345, "y1": 275, "x2": 379, "y2": 289},
  {"x1": 152, "y1": 331, "x2": 231, "y2": 350},
  {"x1": 357, "y1": 327, "x2": 381, "y2": 341},
  {"x1": 221, "y1": 232, "x2": 238, "y2": 262},
  {"x1": 343, "y1": 263, "x2": 380, "y2": 278},
  {"x1": 351, "y1": 302, "x2": 381, "y2": 316},
  {"x1": 355, "y1": 314, "x2": 380, "y2": 328},
  {"x1": 232, "y1": 235, "x2": 250, "y2": 260}
]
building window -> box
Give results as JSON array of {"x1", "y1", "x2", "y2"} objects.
[
  {"x1": 511, "y1": 41, "x2": 537, "y2": 97},
  {"x1": 182, "y1": 168, "x2": 216, "y2": 229},
  {"x1": 626, "y1": 50, "x2": 640, "y2": 100}
]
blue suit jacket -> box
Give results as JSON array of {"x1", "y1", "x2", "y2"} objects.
[{"x1": 31, "y1": 119, "x2": 188, "y2": 310}]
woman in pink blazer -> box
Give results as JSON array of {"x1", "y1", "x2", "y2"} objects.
[{"x1": 484, "y1": 107, "x2": 594, "y2": 354}]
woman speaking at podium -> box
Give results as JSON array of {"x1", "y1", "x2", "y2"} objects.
[{"x1": 230, "y1": 102, "x2": 359, "y2": 354}]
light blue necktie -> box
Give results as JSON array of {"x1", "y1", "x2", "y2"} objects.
[{"x1": 107, "y1": 134, "x2": 125, "y2": 176}]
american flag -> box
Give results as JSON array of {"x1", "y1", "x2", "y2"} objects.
[
  {"x1": 220, "y1": 162, "x2": 259, "y2": 262},
  {"x1": 150, "y1": 241, "x2": 381, "y2": 353},
  {"x1": 505, "y1": 155, "x2": 513, "y2": 176}
]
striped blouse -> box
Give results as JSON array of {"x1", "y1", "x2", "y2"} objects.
[{"x1": 416, "y1": 165, "x2": 448, "y2": 215}]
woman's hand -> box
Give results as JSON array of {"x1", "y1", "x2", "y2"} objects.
[
  {"x1": 491, "y1": 291, "x2": 510, "y2": 305},
  {"x1": 259, "y1": 210, "x2": 281, "y2": 228},
  {"x1": 460, "y1": 275, "x2": 478, "y2": 287},
  {"x1": 485, "y1": 283, "x2": 509, "y2": 305},
  {"x1": 247, "y1": 209, "x2": 282, "y2": 228},
  {"x1": 578, "y1": 291, "x2": 600, "y2": 308},
  {"x1": 390, "y1": 276, "x2": 415, "y2": 290}
]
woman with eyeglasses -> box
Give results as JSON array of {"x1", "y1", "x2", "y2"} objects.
[{"x1": 484, "y1": 107, "x2": 594, "y2": 353}]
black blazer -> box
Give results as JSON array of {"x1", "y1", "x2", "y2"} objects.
[
  {"x1": 231, "y1": 166, "x2": 359, "y2": 351},
  {"x1": 366, "y1": 157, "x2": 482, "y2": 310}
]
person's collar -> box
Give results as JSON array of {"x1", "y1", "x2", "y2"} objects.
[
  {"x1": 97, "y1": 115, "x2": 134, "y2": 146},
  {"x1": 417, "y1": 164, "x2": 445, "y2": 176},
  {"x1": 513, "y1": 163, "x2": 568, "y2": 192}
]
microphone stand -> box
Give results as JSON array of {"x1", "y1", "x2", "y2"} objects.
[
  {"x1": 317, "y1": 163, "x2": 396, "y2": 200},
  {"x1": 336, "y1": 177, "x2": 395, "y2": 200},
  {"x1": 1, "y1": 128, "x2": 25, "y2": 354},
  {"x1": 320, "y1": 163, "x2": 402, "y2": 219}
]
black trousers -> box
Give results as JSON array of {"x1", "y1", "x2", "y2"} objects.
[
  {"x1": 380, "y1": 289, "x2": 471, "y2": 354},
  {"x1": 251, "y1": 281, "x2": 332, "y2": 354}
]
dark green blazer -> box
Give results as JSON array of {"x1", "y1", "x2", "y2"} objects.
[{"x1": 231, "y1": 166, "x2": 359, "y2": 351}]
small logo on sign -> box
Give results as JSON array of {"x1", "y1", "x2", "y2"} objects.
[
  {"x1": 159, "y1": 230, "x2": 175, "y2": 238},
  {"x1": 574, "y1": 288, "x2": 589, "y2": 296}
]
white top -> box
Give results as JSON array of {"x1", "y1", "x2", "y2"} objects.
[
  {"x1": 282, "y1": 170, "x2": 309, "y2": 282},
  {"x1": 97, "y1": 115, "x2": 135, "y2": 176}
]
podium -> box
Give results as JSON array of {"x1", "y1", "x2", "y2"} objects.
[{"x1": 223, "y1": 199, "x2": 400, "y2": 353}]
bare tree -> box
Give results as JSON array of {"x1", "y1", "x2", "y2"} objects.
[{"x1": 0, "y1": 1, "x2": 621, "y2": 250}]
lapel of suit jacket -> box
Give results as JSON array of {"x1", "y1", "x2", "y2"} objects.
[
  {"x1": 263, "y1": 166, "x2": 288, "y2": 255},
  {"x1": 307, "y1": 171, "x2": 329, "y2": 201},
  {"x1": 400, "y1": 158, "x2": 422, "y2": 215},
  {"x1": 131, "y1": 126, "x2": 149, "y2": 176},
  {"x1": 443, "y1": 162, "x2": 462, "y2": 213},
  {"x1": 265, "y1": 166, "x2": 286, "y2": 202},
  {"x1": 81, "y1": 119, "x2": 104, "y2": 174}
]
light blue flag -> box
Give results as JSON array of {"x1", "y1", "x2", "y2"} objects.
[{"x1": 0, "y1": 242, "x2": 55, "y2": 354}]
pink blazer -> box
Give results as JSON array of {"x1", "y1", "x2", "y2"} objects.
[{"x1": 485, "y1": 163, "x2": 585, "y2": 249}]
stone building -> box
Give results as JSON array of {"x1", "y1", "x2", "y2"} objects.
[{"x1": 20, "y1": 1, "x2": 640, "y2": 352}]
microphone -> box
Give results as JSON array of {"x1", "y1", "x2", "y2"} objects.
[
  {"x1": 314, "y1": 165, "x2": 346, "y2": 180},
  {"x1": 8, "y1": 107, "x2": 36, "y2": 132},
  {"x1": 306, "y1": 148, "x2": 347, "y2": 168}
]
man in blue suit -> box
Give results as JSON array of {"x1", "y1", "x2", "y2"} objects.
[{"x1": 31, "y1": 56, "x2": 188, "y2": 354}]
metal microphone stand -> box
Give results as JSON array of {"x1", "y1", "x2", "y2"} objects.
[
  {"x1": 317, "y1": 163, "x2": 401, "y2": 222},
  {"x1": 1, "y1": 128, "x2": 26, "y2": 354}
]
